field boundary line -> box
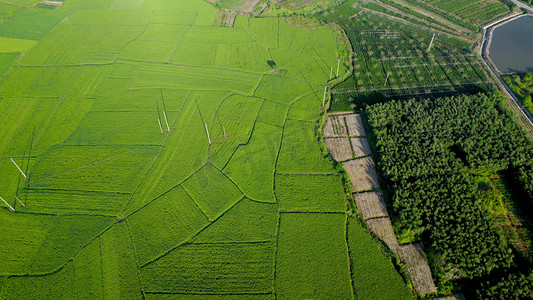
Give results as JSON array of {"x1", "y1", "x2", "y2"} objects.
[
  {"x1": 271, "y1": 90, "x2": 293, "y2": 300},
  {"x1": 273, "y1": 210, "x2": 281, "y2": 300},
  {"x1": 116, "y1": 57, "x2": 265, "y2": 76},
  {"x1": 344, "y1": 215, "x2": 356, "y2": 296},
  {"x1": 190, "y1": 240, "x2": 273, "y2": 245},
  {"x1": 181, "y1": 184, "x2": 211, "y2": 221},
  {"x1": 144, "y1": 291, "x2": 274, "y2": 296},
  {"x1": 279, "y1": 210, "x2": 347, "y2": 214},
  {"x1": 168, "y1": 24, "x2": 192, "y2": 63},
  {"x1": 125, "y1": 220, "x2": 148, "y2": 298},
  {"x1": 139, "y1": 196, "x2": 246, "y2": 268},
  {"x1": 9, "y1": 210, "x2": 116, "y2": 218}
]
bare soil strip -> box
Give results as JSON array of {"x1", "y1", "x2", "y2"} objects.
[
  {"x1": 324, "y1": 112, "x2": 437, "y2": 296},
  {"x1": 350, "y1": 137, "x2": 372, "y2": 158},
  {"x1": 344, "y1": 114, "x2": 366, "y2": 137},
  {"x1": 323, "y1": 114, "x2": 348, "y2": 137},
  {"x1": 353, "y1": 191, "x2": 388, "y2": 220},
  {"x1": 397, "y1": 243, "x2": 438, "y2": 296},
  {"x1": 343, "y1": 157, "x2": 380, "y2": 192},
  {"x1": 366, "y1": 217, "x2": 399, "y2": 248},
  {"x1": 325, "y1": 137, "x2": 353, "y2": 162}
]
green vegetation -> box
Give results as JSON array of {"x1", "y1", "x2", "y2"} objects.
[
  {"x1": 347, "y1": 217, "x2": 413, "y2": 299},
  {"x1": 0, "y1": 7, "x2": 69, "y2": 40},
  {"x1": 0, "y1": 37, "x2": 35, "y2": 52},
  {"x1": 0, "y1": 0, "x2": 412, "y2": 298},
  {"x1": 275, "y1": 174, "x2": 347, "y2": 211},
  {"x1": 366, "y1": 93, "x2": 533, "y2": 294},
  {"x1": 276, "y1": 213, "x2": 353, "y2": 299},
  {"x1": 403, "y1": 0, "x2": 511, "y2": 30},
  {"x1": 504, "y1": 73, "x2": 533, "y2": 114},
  {"x1": 316, "y1": 0, "x2": 494, "y2": 111}
]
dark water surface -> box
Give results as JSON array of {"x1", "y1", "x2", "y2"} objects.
[{"x1": 489, "y1": 15, "x2": 533, "y2": 74}]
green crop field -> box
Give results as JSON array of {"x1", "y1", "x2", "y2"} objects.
[{"x1": 0, "y1": 0, "x2": 413, "y2": 298}]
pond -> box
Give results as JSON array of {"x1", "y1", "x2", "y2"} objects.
[{"x1": 489, "y1": 15, "x2": 533, "y2": 74}]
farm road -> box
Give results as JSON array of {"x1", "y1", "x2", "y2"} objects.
[{"x1": 510, "y1": 0, "x2": 533, "y2": 13}]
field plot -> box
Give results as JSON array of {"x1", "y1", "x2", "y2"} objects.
[
  {"x1": 347, "y1": 217, "x2": 413, "y2": 299},
  {"x1": 323, "y1": 114, "x2": 348, "y2": 137},
  {"x1": 171, "y1": 40, "x2": 217, "y2": 67},
  {"x1": 287, "y1": 93, "x2": 321, "y2": 122},
  {"x1": 23, "y1": 189, "x2": 130, "y2": 215},
  {"x1": 130, "y1": 63, "x2": 262, "y2": 95},
  {"x1": 0, "y1": 1, "x2": 413, "y2": 298},
  {"x1": 193, "y1": 198, "x2": 278, "y2": 243},
  {"x1": 223, "y1": 122, "x2": 282, "y2": 203},
  {"x1": 353, "y1": 191, "x2": 388, "y2": 220},
  {"x1": 145, "y1": 294, "x2": 274, "y2": 300},
  {"x1": 0, "y1": 37, "x2": 35, "y2": 52},
  {"x1": 0, "y1": 7, "x2": 69, "y2": 40},
  {"x1": 141, "y1": 242, "x2": 275, "y2": 294},
  {"x1": 71, "y1": 221, "x2": 143, "y2": 299},
  {"x1": 324, "y1": 137, "x2": 353, "y2": 161},
  {"x1": 28, "y1": 146, "x2": 158, "y2": 194},
  {"x1": 0, "y1": 212, "x2": 56, "y2": 275},
  {"x1": 0, "y1": 97, "x2": 93, "y2": 157},
  {"x1": 208, "y1": 94, "x2": 263, "y2": 168},
  {"x1": 277, "y1": 119, "x2": 335, "y2": 174},
  {"x1": 396, "y1": 243, "x2": 437, "y2": 296},
  {"x1": 93, "y1": 78, "x2": 189, "y2": 112},
  {"x1": 0, "y1": 213, "x2": 112, "y2": 276},
  {"x1": 255, "y1": 75, "x2": 320, "y2": 105},
  {"x1": 276, "y1": 213, "x2": 353, "y2": 299},
  {"x1": 0, "y1": 3, "x2": 24, "y2": 24},
  {"x1": 19, "y1": 24, "x2": 143, "y2": 66},
  {"x1": 345, "y1": 113, "x2": 366, "y2": 137},
  {"x1": 123, "y1": 98, "x2": 209, "y2": 212},
  {"x1": 64, "y1": 111, "x2": 166, "y2": 146},
  {"x1": 343, "y1": 157, "x2": 380, "y2": 192},
  {"x1": 275, "y1": 174, "x2": 347, "y2": 212},
  {"x1": 0, "y1": 53, "x2": 18, "y2": 77},
  {"x1": 366, "y1": 217, "x2": 399, "y2": 249},
  {"x1": 0, "y1": 65, "x2": 113, "y2": 98},
  {"x1": 351, "y1": 137, "x2": 371, "y2": 157},
  {"x1": 3, "y1": 262, "x2": 75, "y2": 299}
]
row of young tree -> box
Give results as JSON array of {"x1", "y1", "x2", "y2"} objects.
[{"x1": 366, "y1": 92, "x2": 533, "y2": 297}]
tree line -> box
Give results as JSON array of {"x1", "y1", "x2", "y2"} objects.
[{"x1": 366, "y1": 92, "x2": 533, "y2": 297}]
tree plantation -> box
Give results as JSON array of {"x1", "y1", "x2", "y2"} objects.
[{"x1": 367, "y1": 93, "x2": 533, "y2": 296}]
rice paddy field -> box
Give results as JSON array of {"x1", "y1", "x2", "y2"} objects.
[{"x1": 0, "y1": 0, "x2": 413, "y2": 298}]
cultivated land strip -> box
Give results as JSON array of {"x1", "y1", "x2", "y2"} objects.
[{"x1": 323, "y1": 112, "x2": 437, "y2": 297}]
